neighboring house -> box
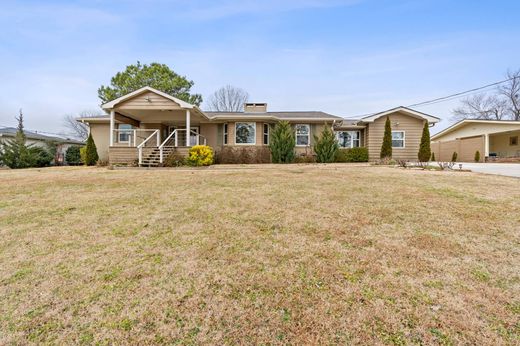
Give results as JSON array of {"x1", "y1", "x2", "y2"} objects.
[
  {"x1": 77, "y1": 86, "x2": 440, "y2": 165},
  {"x1": 431, "y1": 119, "x2": 520, "y2": 162},
  {"x1": 0, "y1": 127, "x2": 84, "y2": 164}
]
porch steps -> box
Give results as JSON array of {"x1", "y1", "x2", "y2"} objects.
[{"x1": 140, "y1": 147, "x2": 190, "y2": 167}]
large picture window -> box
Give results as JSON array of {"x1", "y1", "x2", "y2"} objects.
[
  {"x1": 392, "y1": 131, "x2": 405, "y2": 148},
  {"x1": 235, "y1": 122, "x2": 256, "y2": 145},
  {"x1": 295, "y1": 124, "x2": 310, "y2": 146},
  {"x1": 336, "y1": 131, "x2": 360, "y2": 148}
]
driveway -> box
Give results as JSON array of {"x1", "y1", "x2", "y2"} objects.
[{"x1": 457, "y1": 162, "x2": 520, "y2": 178}]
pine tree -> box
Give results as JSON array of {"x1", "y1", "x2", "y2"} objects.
[
  {"x1": 418, "y1": 121, "x2": 431, "y2": 162},
  {"x1": 0, "y1": 110, "x2": 32, "y2": 168},
  {"x1": 84, "y1": 133, "x2": 99, "y2": 166},
  {"x1": 431, "y1": 152, "x2": 436, "y2": 161},
  {"x1": 269, "y1": 121, "x2": 295, "y2": 163},
  {"x1": 380, "y1": 116, "x2": 392, "y2": 159},
  {"x1": 313, "y1": 125, "x2": 338, "y2": 163}
]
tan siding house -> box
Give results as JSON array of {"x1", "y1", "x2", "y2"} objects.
[{"x1": 78, "y1": 86, "x2": 440, "y2": 165}]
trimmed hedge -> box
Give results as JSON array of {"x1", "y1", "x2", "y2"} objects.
[
  {"x1": 334, "y1": 147, "x2": 369, "y2": 162},
  {"x1": 215, "y1": 147, "x2": 271, "y2": 164}
]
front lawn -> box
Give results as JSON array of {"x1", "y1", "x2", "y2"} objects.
[{"x1": 0, "y1": 165, "x2": 518, "y2": 344}]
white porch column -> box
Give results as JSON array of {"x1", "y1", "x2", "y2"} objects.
[
  {"x1": 185, "y1": 109, "x2": 191, "y2": 147},
  {"x1": 484, "y1": 133, "x2": 490, "y2": 158},
  {"x1": 109, "y1": 110, "x2": 115, "y2": 146}
]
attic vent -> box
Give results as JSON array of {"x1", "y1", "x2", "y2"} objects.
[{"x1": 244, "y1": 103, "x2": 267, "y2": 113}]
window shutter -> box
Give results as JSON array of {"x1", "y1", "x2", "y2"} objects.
[
  {"x1": 310, "y1": 124, "x2": 317, "y2": 146},
  {"x1": 217, "y1": 124, "x2": 223, "y2": 146}
]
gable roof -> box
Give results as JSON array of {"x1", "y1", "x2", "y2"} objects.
[
  {"x1": 204, "y1": 111, "x2": 342, "y2": 121},
  {"x1": 360, "y1": 106, "x2": 440, "y2": 123},
  {"x1": 101, "y1": 86, "x2": 197, "y2": 110},
  {"x1": 0, "y1": 127, "x2": 84, "y2": 144},
  {"x1": 431, "y1": 119, "x2": 520, "y2": 140}
]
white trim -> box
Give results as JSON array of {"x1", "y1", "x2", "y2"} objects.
[
  {"x1": 109, "y1": 110, "x2": 115, "y2": 146},
  {"x1": 361, "y1": 107, "x2": 440, "y2": 124},
  {"x1": 185, "y1": 109, "x2": 191, "y2": 147},
  {"x1": 295, "y1": 124, "x2": 311, "y2": 147},
  {"x1": 207, "y1": 115, "x2": 341, "y2": 121},
  {"x1": 235, "y1": 122, "x2": 256, "y2": 145},
  {"x1": 391, "y1": 130, "x2": 406, "y2": 148},
  {"x1": 102, "y1": 86, "x2": 195, "y2": 110}
]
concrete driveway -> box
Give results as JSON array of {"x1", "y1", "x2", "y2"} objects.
[{"x1": 456, "y1": 162, "x2": 520, "y2": 178}]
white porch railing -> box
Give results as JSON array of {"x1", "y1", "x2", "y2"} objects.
[
  {"x1": 113, "y1": 129, "x2": 158, "y2": 147},
  {"x1": 137, "y1": 130, "x2": 160, "y2": 165},
  {"x1": 158, "y1": 129, "x2": 207, "y2": 163}
]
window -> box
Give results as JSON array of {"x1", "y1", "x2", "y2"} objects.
[
  {"x1": 263, "y1": 123, "x2": 269, "y2": 145},
  {"x1": 295, "y1": 124, "x2": 310, "y2": 146},
  {"x1": 223, "y1": 123, "x2": 228, "y2": 145},
  {"x1": 391, "y1": 131, "x2": 405, "y2": 148},
  {"x1": 235, "y1": 122, "x2": 256, "y2": 145},
  {"x1": 510, "y1": 136, "x2": 518, "y2": 146},
  {"x1": 336, "y1": 131, "x2": 360, "y2": 148},
  {"x1": 118, "y1": 124, "x2": 132, "y2": 143}
]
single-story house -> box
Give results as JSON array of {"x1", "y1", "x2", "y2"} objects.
[
  {"x1": 0, "y1": 127, "x2": 84, "y2": 164},
  {"x1": 78, "y1": 86, "x2": 440, "y2": 165},
  {"x1": 431, "y1": 119, "x2": 520, "y2": 162}
]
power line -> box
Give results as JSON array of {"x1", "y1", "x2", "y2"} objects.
[
  {"x1": 407, "y1": 76, "x2": 517, "y2": 108},
  {"x1": 345, "y1": 76, "x2": 518, "y2": 119}
]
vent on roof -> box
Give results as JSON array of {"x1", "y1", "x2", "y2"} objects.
[{"x1": 244, "y1": 103, "x2": 267, "y2": 113}]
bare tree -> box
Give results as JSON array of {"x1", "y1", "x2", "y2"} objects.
[
  {"x1": 63, "y1": 109, "x2": 102, "y2": 140},
  {"x1": 498, "y1": 69, "x2": 520, "y2": 121},
  {"x1": 452, "y1": 93, "x2": 508, "y2": 121},
  {"x1": 206, "y1": 85, "x2": 249, "y2": 112}
]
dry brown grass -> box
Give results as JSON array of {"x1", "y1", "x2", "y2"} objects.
[{"x1": 0, "y1": 165, "x2": 519, "y2": 345}]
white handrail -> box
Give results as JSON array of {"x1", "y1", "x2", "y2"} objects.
[
  {"x1": 156, "y1": 129, "x2": 208, "y2": 164},
  {"x1": 138, "y1": 130, "x2": 159, "y2": 165},
  {"x1": 159, "y1": 129, "x2": 177, "y2": 163}
]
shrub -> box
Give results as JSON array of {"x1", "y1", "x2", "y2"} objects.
[
  {"x1": 380, "y1": 116, "x2": 392, "y2": 159},
  {"x1": 269, "y1": 121, "x2": 295, "y2": 163},
  {"x1": 186, "y1": 145, "x2": 213, "y2": 166},
  {"x1": 84, "y1": 133, "x2": 99, "y2": 166},
  {"x1": 80, "y1": 147, "x2": 87, "y2": 164},
  {"x1": 335, "y1": 147, "x2": 369, "y2": 162},
  {"x1": 28, "y1": 146, "x2": 53, "y2": 167},
  {"x1": 397, "y1": 159, "x2": 408, "y2": 168},
  {"x1": 163, "y1": 153, "x2": 186, "y2": 167},
  {"x1": 0, "y1": 111, "x2": 33, "y2": 169},
  {"x1": 313, "y1": 125, "x2": 338, "y2": 163},
  {"x1": 294, "y1": 153, "x2": 316, "y2": 163},
  {"x1": 418, "y1": 122, "x2": 431, "y2": 163},
  {"x1": 451, "y1": 151, "x2": 458, "y2": 162},
  {"x1": 65, "y1": 146, "x2": 82, "y2": 165},
  {"x1": 431, "y1": 152, "x2": 436, "y2": 161},
  {"x1": 474, "y1": 150, "x2": 481, "y2": 162},
  {"x1": 215, "y1": 147, "x2": 271, "y2": 164}
]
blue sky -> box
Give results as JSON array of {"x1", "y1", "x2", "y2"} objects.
[{"x1": 0, "y1": 0, "x2": 519, "y2": 135}]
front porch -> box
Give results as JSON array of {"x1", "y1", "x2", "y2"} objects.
[{"x1": 103, "y1": 87, "x2": 210, "y2": 166}]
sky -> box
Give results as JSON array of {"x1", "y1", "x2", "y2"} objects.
[{"x1": 0, "y1": 0, "x2": 519, "y2": 136}]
